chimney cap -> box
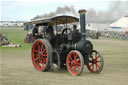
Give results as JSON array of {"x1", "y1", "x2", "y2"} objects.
[{"x1": 78, "y1": 9, "x2": 87, "y2": 14}]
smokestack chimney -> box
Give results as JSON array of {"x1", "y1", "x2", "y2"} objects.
[{"x1": 78, "y1": 9, "x2": 87, "y2": 40}]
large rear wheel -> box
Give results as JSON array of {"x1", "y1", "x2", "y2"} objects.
[
  {"x1": 66, "y1": 50, "x2": 84, "y2": 76},
  {"x1": 87, "y1": 50, "x2": 104, "y2": 73},
  {"x1": 31, "y1": 39, "x2": 53, "y2": 71}
]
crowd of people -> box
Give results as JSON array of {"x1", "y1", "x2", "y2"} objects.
[{"x1": 102, "y1": 31, "x2": 128, "y2": 40}]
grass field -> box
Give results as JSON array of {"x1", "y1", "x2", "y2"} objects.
[{"x1": 0, "y1": 27, "x2": 128, "y2": 85}]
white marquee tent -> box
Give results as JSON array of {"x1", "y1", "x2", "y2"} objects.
[
  {"x1": 110, "y1": 16, "x2": 128, "y2": 32},
  {"x1": 110, "y1": 16, "x2": 128, "y2": 27}
]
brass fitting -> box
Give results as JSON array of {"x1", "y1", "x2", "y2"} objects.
[{"x1": 78, "y1": 9, "x2": 87, "y2": 14}]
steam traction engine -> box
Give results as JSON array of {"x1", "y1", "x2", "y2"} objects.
[{"x1": 26, "y1": 9, "x2": 104, "y2": 76}]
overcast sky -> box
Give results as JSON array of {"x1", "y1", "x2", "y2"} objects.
[{"x1": 1, "y1": 0, "x2": 127, "y2": 21}]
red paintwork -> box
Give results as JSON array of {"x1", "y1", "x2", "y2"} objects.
[
  {"x1": 24, "y1": 35, "x2": 29, "y2": 43},
  {"x1": 0, "y1": 33, "x2": 3, "y2": 36},
  {"x1": 87, "y1": 54, "x2": 101, "y2": 73},
  {"x1": 24, "y1": 34, "x2": 37, "y2": 43},
  {"x1": 32, "y1": 40, "x2": 47, "y2": 71},
  {"x1": 67, "y1": 52, "x2": 81, "y2": 75}
]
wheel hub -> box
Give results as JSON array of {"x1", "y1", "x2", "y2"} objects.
[
  {"x1": 39, "y1": 53, "x2": 42, "y2": 57},
  {"x1": 93, "y1": 59, "x2": 97, "y2": 64},
  {"x1": 72, "y1": 60, "x2": 77, "y2": 65}
]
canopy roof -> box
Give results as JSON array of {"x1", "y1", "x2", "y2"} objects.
[
  {"x1": 24, "y1": 15, "x2": 79, "y2": 26},
  {"x1": 110, "y1": 16, "x2": 128, "y2": 28}
]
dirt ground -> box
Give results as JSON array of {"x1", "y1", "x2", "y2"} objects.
[{"x1": 0, "y1": 38, "x2": 128, "y2": 85}]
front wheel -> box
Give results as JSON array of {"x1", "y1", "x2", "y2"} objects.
[
  {"x1": 86, "y1": 50, "x2": 104, "y2": 73},
  {"x1": 66, "y1": 50, "x2": 84, "y2": 76}
]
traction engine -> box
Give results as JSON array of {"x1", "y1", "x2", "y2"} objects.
[{"x1": 31, "y1": 9, "x2": 104, "y2": 76}]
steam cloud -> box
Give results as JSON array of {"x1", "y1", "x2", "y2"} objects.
[
  {"x1": 32, "y1": 1, "x2": 128, "y2": 24},
  {"x1": 87, "y1": 1, "x2": 128, "y2": 23},
  {"x1": 32, "y1": 5, "x2": 78, "y2": 20}
]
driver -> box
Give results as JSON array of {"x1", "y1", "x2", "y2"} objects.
[
  {"x1": 46, "y1": 23, "x2": 54, "y2": 35},
  {"x1": 46, "y1": 23, "x2": 55, "y2": 47},
  {"x1": 32, "y1": 25, "x2": 42, "y2": 39},
  {"x1": 73, "y1": 24, "x2": 77, "y2": 30}
]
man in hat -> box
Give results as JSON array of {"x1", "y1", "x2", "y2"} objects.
[
  {"x1": 46, "y1": 23, "x2": 54, "y2": 35},
  {"x1": 32, "y1": 25, "x2": 42, "y2": 39}
]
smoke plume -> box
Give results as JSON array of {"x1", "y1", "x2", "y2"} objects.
[
  {"x1": 86, "y1": 1, "x2": 128, "y2": 23},
  {"x1": 32, "y1": 1, "x2": 128, "y2": 23},
  {"x1": 32, "y1": 5, "x2": 78, "y2": 20}
]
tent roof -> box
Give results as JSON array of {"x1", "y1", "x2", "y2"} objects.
[{"x1": 110, "y1": 16, "x2": 128, "y2": 27}]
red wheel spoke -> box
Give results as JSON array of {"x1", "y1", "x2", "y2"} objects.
[
  {"x1": 37, "y1": 44, "x2": 41, "y2": 51},
  {"x1": 89, "y1": 63, "x2": 93, "y2": 67},
  {"x1": 75, "y1": 53, "x2": 77, "y2": 59},
  {"x1": 42, "y1": 57, "x2": 46, "y2": 63},
  {"x1": 34, "y1": 50, "x2": 39, "y2": 53},
  {"x1": 70, "y1": 64, "x2": 74, "y2": 68},
  {"x1": 92, "y1": 64, "x2": 94, "y2": 70},
  {"x1": 69, "y1": 56, "x2": 73, "y2": 61},
  {"x1": 96, "y1": 65, "x2": 98, "y2": 71},
  {"x1": 40, "y1": 59, "x2": 43, "y2": 63},
  {"x1": 76, "y1": 63, "x2": 80, "y2": 66},
  {"x1": 42, "y1": 63, "x2": 45, "y2": 67},
  {"x1": 74, "y1": 67, "x2": 77, "y2": 73},
  {"x1": 77, "y1": 65, "x2": 80, "y2": 70},
  {"x1": 77, "y1": 59, "x2": 80, "y2": 62},
  {"x1": 44, "y1": 51, "x2": 47, "y2": 55},
  {"x1": 34, "y1": 57, "x2": 40, "y2": 61},
  {"x1": 96, "y1": 56, "x2": 100, "y2": 59},
  {"x1": 68, "y1": 60, "x2": 73, "y2": 63},
  {"x1": 45, "y1": 57, "x2": 47, "y2": 62},
  {"x1": 73, "y1": 53, "x2": 77, "y2": 61},
  {"x1": 42, "y1": 54, "x2": 47, "y2": 57},
  {"x1": 42, "y1": 49, "x2": 46, "y2": 54},
  {"x1": 41, "y1": 50, "x2": 47, "y2": 57},
  {"x1": 36, "y1": 54, "x2": 39, "y2": 57},
  {"x1": 73, "y1": 66, "x2": 76, "y2": 72},
  {"x1": 96, "y1": 63, "x2": 100, "y2": 70}
]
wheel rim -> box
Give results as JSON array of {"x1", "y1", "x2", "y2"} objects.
[
  {"x1": 32, "y1": 40, "x2": 48, "y2": 71},
  {"x1": 87, "y1": 50, "x2": 104, "y2": 73},
  {"x1": 67, "y1": 51, "x2": 83, "y2": 75}
]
